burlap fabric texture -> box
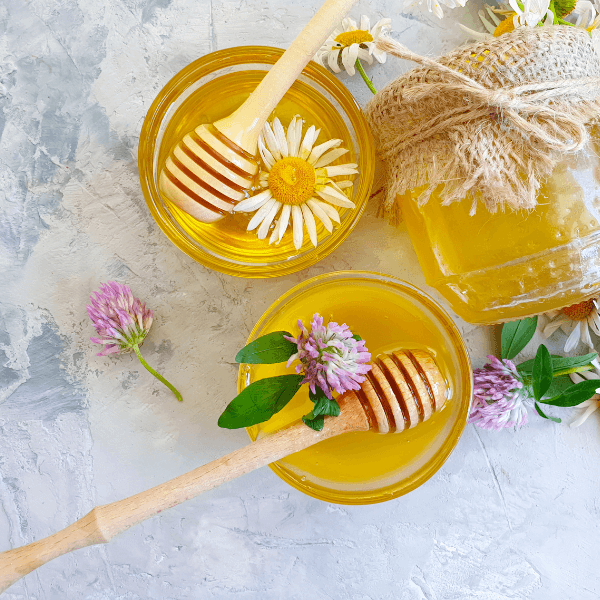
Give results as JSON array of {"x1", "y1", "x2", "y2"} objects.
[{"x1": 365, "y1": 26, "x2": 600, "y2": 220}]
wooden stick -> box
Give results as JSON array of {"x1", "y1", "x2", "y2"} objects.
[
  {"x1": 215, "y1": 0, "x2": 360, "y2": 153},
  {"x1": 0, "y1": 391, "x2": 368, "y2": 594}
]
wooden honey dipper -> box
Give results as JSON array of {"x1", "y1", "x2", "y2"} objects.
[
  {"x1": 0, "y1": 349, "x2": 446, "y2": 593},
  {"x1": 159, "y1": 0, "x2": 360, "y2": 224}
]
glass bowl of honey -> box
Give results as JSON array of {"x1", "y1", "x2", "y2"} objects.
[
  {"x1": 139, "y1": 46, "x2": 375, "y2": 278},
  {"x1": 240, "y1": 271, "x2": 473, "y2": 505}
]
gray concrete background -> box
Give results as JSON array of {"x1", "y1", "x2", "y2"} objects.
[{"x1": 1, "y1": 0, "x2": 599, "y2": 598}]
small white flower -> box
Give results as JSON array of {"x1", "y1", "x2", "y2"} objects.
[
  {"x1": 314, "y1": 16, "x2": 391, "y2": 76},
  {"x1": 542, "y1": 298, "x2": 600, "y2": 352},
  {"x1": 405, "y1": 0, "x2": 468, "y2": 20},
  {"x1": 235, "y1": 116, "x2": 358, "y2": 250},
  {"x1": 571, "y1": 0, "x2": 598, "y2": 28},
  {"x1": 569, "y1": 358, "x2": 600, "y2": 427},
  {"x1": 509, "y1": 0, "x2": 552, "y2": 27}
]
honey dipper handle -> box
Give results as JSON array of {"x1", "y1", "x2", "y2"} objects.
[
  {"x1": 215, "y1": 0, "x2": 360, "y2": 152},
  {"x1": 0, "y1": 392, "x2": 368, "y2": 594}
]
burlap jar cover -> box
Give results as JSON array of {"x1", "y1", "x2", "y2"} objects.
[{"x1": 365, "y1": 26, "x2": 600, "y2": 220}]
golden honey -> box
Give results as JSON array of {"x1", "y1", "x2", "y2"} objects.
[
  {"x1": 401, "y1": 131, "x2": 600, "y2": 324},
  {"x1": 139, "y1": 47, "x2": 374, "y2": 278},
  {"x1": 242, "y1": 272, "x2": 472, "y2": 505}
]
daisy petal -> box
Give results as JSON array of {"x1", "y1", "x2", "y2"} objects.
[
  {"x1": 589, "y1": 308, "x2": 600, "y2": 335},
  {"x1": 317, "y1": 189, "x2": 355, "y2": 209},
  {"x1": 358, "y1": 48, "x2": 375, "y2": 65},
  {"x1": 542, "y1": 315, "x2": 569, "y2": 338},
  {"x1": 300, "y1": 125, "x2": 317, "y2": 160},
  {"x1": 360, "y1": 15, "x2": 370, "y2": 30},
  {"x1": 258, "y1": 135, "x2": 275, "y2": 169},
  {"x1": 325, "y1": 164, "x2": 359, "y2": 177},
  {"x1": 564, "y1": 322, "x2": 582, "y2": 353},
  {"x1": 272, "y1": 118, "x2": 289, "y2": 158},
  {"x1": 292, "y1": 205, "x2": 304, "y2": 250},
  {"x1": 257, "y1": 201, "x2": 281, "y2": 239},
  {"x1": 371, "y1": 18, "x2": 391, "y2": 38},
  {"x1": 263, "y1": 122, "x2": 281, "y2": 160},
  {"x1": 307, "y1": 139, "x2": 341, "y2": 165},
  {"x1": 234, "y1": 189, "x2": 272, "y2": 212},
  {"x1": 318, "y1": 184, "x2": 356, "y2": 205},
  {"x1": 341, "y1": 46, "x2": 357, "y2": 76},
  {"x1": 570, "y1": 399, "x2": 600, "y2": 427},
  {"x1": 336, "y1": 180, "x2": 353, "y2": 189},
  {"x1": 247, "y1": 197, "x2": 276, "y2": 231},
  {"x1": 581, "y1": 321, "x2": 594, "y2": 349},
  {"x1": 307, "y1": 198, "x2": 333, "y2": 232},
  {"x1": 313, "y1": 147, "x2": 349, "y2": 168},
  {"x1": 277, "y1": 204, "x2": 292, "y2": 243},
  {"x1": 458, "y1": 24, "x2": 494, "y2": 41},
  {"x1": 286, "y1": 115, "x2": 298, "y2": 157},
  {"x1": 371, "y1": 47, "x2": 385, "y2": 64},
  {"x1": 301, "y1": 203, "x2": 318, "y2": 247},
  {"x1": 313, "y1": 199, "x2": 341, "y2": 222},
  {"x1": 328, "y1": 49, "x2": 342, "y2": 73}
]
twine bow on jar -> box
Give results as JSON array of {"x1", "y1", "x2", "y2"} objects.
[{"x1": 366, "y1": 27, "x2": 600, "y2": 215}]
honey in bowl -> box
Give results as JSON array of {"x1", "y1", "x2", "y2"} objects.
[
  {"x1": 241, "y1": 272, "x2": 472, "y2": 505},
  {"x1": 139, "y1": 47, "x2": 374, "y2": 277}
]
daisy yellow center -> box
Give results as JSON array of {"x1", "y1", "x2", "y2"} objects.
[
  {"x1": 561, "y1": 299, "x2": 595, "y2": 321},
  {"x1": 334, "y1": 30, "x2": 373, "y2": 47},
  {"x1": 493, "y1": 15, "x2": 516, "y2": 36},
  {"x1": 268, "y1": 157, "x2": 316, "y2": 206}
]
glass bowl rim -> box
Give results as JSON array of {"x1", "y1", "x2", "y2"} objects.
[
  {"x1": 239, "y1": 270, "x2": 474, "y2": 505},
  {"x1": 138, "y1": 46, "x2": 375, "y2": 278}
]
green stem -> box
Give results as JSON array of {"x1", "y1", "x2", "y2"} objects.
[
  {"x1": 552, "y1": 365, "x2": 594, "y2": 378},
  {"x1": 132, "y1": 344, "x2": 183, "y2": 402},
  {"x1": 522, "y1": 364, "x2": 593, "y2": 385},
  {"x1": 355, "y1": 59, "x2": 377, "y2": 95}
]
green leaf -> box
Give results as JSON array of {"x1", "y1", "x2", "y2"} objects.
[
  {"x1": 539, "y1": 379, "x2": 600, "y2": 407},
  {"x1": 302, "y1": 414, "x2": 325, "y2": 431},
  {"x1": 544, "y1": 375, "x2": 574, "y2": 399},
  {"x1": 517, "y1": 353, "x2": 597, "y2": 377},
  {"x1": 235, "y1": 331, "x2": 297, "y2": 364},
  {"x1": 218, "y1": 374, "x2": 303, "y2": 428},
  {"x1": 306, "y1": 389, "x2": 340, "y2": 423},
  {"x1": 532, "y1": 344, "x2": 553, "y2": 402},
  {"x1": 352, "y1": 334, "x2": 362, "y2": 341},
  {"x1": 313, "y1": 396, "x2": 341, "y2": 417},
  {"x1": 534, "y1": 401, "x2": 561, "y2": 423},
  {"x1": 501, "y1": 317, "x2": 538, "y2": 360}
]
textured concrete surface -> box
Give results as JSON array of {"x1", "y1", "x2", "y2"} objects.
[{"x1": 1, "y1": 0, "x2": 599, "y2": 598}]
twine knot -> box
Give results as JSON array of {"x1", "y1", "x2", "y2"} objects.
[
  {"x1": 486, "y1": 89, "x2": 520, "y2": 109},
  {"x1": 375, "y1": 36, "x2": 600, "y2": 156},
  {"x1": 366, "y1": 27, "x2": 600, "y2": 214}
]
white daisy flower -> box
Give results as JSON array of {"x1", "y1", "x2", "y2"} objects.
[
  {"x1": 542, "y1": 298, "x2": 600, "y2": 352},
  {"x1": 509, "y1": 0, "x2": 553, "y2": 26},
  {"x1": 234, "y1": 116, "x2": 358, "y2": 250},
  {"x1": 571, "y1": 0, "x2": 598, "y2": 28},
  {"x1": 460, "y1": 0, "x2": 600, "y2": 39},
  {"x1": 314, "y1": 16, "x2": 391, "y2": 76},
  {"x1": 569, "y1": 358, "x2": 600, "y2": 427}
]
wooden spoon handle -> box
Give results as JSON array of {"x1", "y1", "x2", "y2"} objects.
[
  {"x1": 0, "y1": 392, "x2": 367, "y2": 594},
  {"x1": 215, "y1": 0, "x2": 359, "y2": 152}
]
